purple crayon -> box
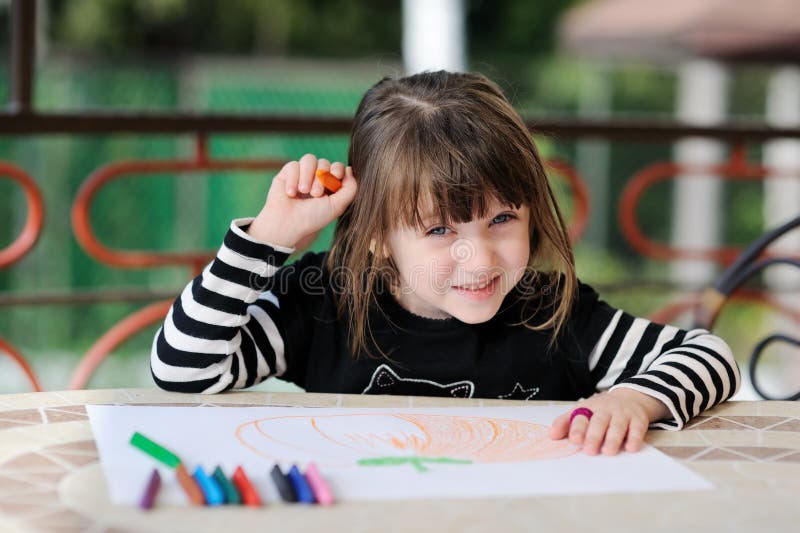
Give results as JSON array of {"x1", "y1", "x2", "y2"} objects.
[{"x1": 139, "y1": 469, "x2": 161, "y2": 510}]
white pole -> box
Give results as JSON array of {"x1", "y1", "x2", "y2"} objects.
[
  {"x1": 402, "y1": 0, "x2": 466, "y2": 74},
  {"x1": 575, "y1": 62, "x2": 612, "y2": 249},
  {"x1": 764, "y1": 66, "x2": 800, "y2": 287},
  {"x1": 761, "y1": 65, "x2": 800, "y2": 398},
  {"x1": 670, "y1": 59, "x2": 729, "y2": 289}
]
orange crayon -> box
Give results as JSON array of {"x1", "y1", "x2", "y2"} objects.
[
  {"x1": 315, "y1": 169, "x2": 343, "y2": 193},
  {"x1": 176, "y1": 463, "x2": 205, "y2": 505}
]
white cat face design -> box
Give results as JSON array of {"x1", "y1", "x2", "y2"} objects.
[{"x1": 362, "y1": 364, "x2": 475, "y2": 398}]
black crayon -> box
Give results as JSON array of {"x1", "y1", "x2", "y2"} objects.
[{"x1": 270, "y1": 464, "x2": 297, "y2": 502}]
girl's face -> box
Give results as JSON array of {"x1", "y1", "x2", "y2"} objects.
[{"x1": 386, "y1": 197, "x2": 531, "y2": 323}]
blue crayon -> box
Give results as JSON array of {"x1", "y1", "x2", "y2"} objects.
[
  {"x1": 287, "y1": 465, "x2": 316, "y2": 504},
  {"x1": 193, "y1": 466, "x2": 224, "y2": 506}
]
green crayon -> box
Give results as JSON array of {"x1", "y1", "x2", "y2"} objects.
[{"x1": 130, "y1": 432, "x2": 181, "y2": 469}]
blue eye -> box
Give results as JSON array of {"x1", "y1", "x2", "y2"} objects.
[
  {"x1": 426, "y1": 226, "x2": 449, "y2": 236},
  {"x1": 491, "y1": 213, "x2": 515, "y2": 225}
]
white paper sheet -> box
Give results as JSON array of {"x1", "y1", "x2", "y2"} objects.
[{"x1": 87, "y1": 405, "x2": 712, "y2": 504}]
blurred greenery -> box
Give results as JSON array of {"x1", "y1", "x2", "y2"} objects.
[
  {"x1": 41, "y1": 0, "x2": 577, "y2": 60},
  {"x1": 47, "y1": 0, "x2": 401, "y2": 57},
  {"x1": 0, "y1": 0, "x2": 792, "y2": 394}
]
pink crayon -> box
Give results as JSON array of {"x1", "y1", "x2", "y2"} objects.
[{"x1": 304, "y1": 462, "x2": 334, "y2": 506}]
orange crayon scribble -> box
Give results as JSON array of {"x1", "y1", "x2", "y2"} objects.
[
  {"x1": 236, "y1": 413, "x2": 578, "y2": 467},
  {"x1": 346, "y1": 433, "x2": 379, "y2": 449}
]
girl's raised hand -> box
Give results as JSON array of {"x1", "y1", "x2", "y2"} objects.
[
  {"x1": 548, "y1": 388, "x2": 671, "y2": 456},
  {"x1": 247, "y1": 154, "x2": 357, "y2": 249}
]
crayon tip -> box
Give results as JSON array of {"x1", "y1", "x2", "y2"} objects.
[
  {"x1": 213, "y1": 466, "x2": 241, "y2": 505},
  {"x1": 288, "y1": 464, "x2": 316, "y2": 504},
  {"x1": 232, "y1": 465, "x2": 262, "y2": 507},
  {"x1": 139, "y1": 469, "x2": 161, "y2": 510},
  {"x1": 270, "y1": 464, "x2": 297, "y2": 503},
  {"x1": 193, "y1": 466, "x2": 224, "y2": 506},
  {"x1": 176, "y1": 463, "x2": 205, "y2": 506},
  {"x1": 305, "y1": 462, "x2": 334, "y2": 506},
  {"x1": 315, "y1": 168, "x2": 343, "y2": 193}
]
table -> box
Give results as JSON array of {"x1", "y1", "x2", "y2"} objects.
[{"x1": 1, "y1": 389, "x2": 799, "y2": 532}]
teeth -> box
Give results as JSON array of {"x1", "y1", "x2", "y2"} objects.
[{"x1": 457, "y1": 279, "x2": 493, "y2": 290}]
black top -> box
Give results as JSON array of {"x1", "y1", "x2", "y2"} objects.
[{"x1": 151, "y1": 219, "x2": 741, "y2": 430}]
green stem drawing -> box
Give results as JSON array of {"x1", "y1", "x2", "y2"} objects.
[{"x1": 357, "y1": 456, "x2": 472, "y2": 473}]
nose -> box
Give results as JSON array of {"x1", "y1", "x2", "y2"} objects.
[{"x1": 450, "y1": 237, "x2": 495, "y2": 276}]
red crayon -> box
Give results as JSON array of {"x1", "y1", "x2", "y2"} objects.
[{"x1": 232, "y1": 465, "x2": 262, "y2": 507}]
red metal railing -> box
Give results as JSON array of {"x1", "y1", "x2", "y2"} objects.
[
  {"x1": 619, "y1": 143, "x2": 798, "y2": 264},
  {"x1": 0, "y1": 162, "x2": 44, "y2": 268},
  {"x1": 619, "y1": 143, "x2": 800, "y2": 330},
  {"x1": 547, "y1": 160, "x2": 590, "y2": 242},
  {"x1": 67, "y1": 135, "x2": 286, "y2": 389},
  {"x1": 0, "y1": 163, "x2": 45, "y2": 391}
]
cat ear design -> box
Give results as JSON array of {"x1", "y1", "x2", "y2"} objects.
[
  {"x1": 362, "y1": 363, "x2": 476, "y2": 398},
  {"x1": 373, "y1": 365, "x2": 398, "y2": 388},
  {"x1": 448, "y1": 383, "x2": 474, "y2": 398}
]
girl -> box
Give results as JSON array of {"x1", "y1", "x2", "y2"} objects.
[{"x1": 152, "y1": 71, "x2": 739, "y2": 456}]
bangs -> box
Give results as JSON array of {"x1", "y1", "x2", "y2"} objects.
[
  {"x1": 332, "y1": 71, "x2": 578, "y2": 360},
  {"x1": 382, "y1": 106, "x2": 540, "y2": 230}
]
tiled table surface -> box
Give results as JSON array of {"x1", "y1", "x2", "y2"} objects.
[{"x1": 1, "y1": 389, "x2": 799, "y2": 532}]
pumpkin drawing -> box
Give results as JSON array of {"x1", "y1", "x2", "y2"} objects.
[{"x1": 236, "y1": 413, "x2": 577, "y2": 472}]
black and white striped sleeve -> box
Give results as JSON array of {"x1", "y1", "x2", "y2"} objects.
[
  {"x1": 151, "y1": 218, "x2": 295, "y2": 394},
  {"x1": 587, "y1": 308, "x2": 740, "y2": 430}
]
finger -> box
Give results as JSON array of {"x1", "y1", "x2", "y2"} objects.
[
  {"x1": 280, "y1": 160, "x2": 300, "y2": 197},
  {"x1": 581, "y1": 413, "x2": 610, "y2": 455},
  {"x1": 328, "y1": 166, "x2": 358, "y2": 217},
  {"x1": 624, "y1": 418, "x2": 648, "y2": 452},
  {"x1": 298, "y1": 153, "x2": 318, "y2": 194},
  {"x1": 549, "y1": 413, "x2": 571, "y2": 440},
  {"x1": 329, "y1": 161, "x2": 345, "y2": 179},
  {"x1": 310, "y1": 158, "x2": 331, "y2": 197},
  {"x1": 316, "y1": 162, "x2": 346, "y2": 196},
  {"x1": 567, "y1": 413, "x2": 591, "y2": 447},
  {"x1": 601, "y1": 417, "x2": 628, "y2": 456}
]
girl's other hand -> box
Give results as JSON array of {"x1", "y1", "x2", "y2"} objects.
[
  {"x1": 247, "y1": 154, "x2": 357, "y2": 249},
  {"x1": 548, "y1": 389, "x2": 670, "y2": 456}
]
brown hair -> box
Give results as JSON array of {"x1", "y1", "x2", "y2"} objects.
[{"x1": 326, "y1": 71, "x2": 576, "y2": 358}]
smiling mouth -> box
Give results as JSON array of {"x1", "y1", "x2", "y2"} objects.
[{"x1": 453, "y1": 276, "x2": 500, "y2": 291}]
